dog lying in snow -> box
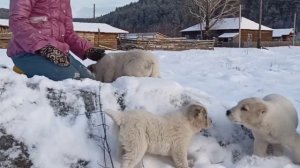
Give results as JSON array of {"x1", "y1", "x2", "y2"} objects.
[
  {"x1": 87, "y1": 49, "x2": 160, "y2": 83},
  {"x1": 227, "y1": 94, "x2": 300, "y2": 164},
  {"x1": 105, "y1": 103, "x2": 212, "y2": 168}
]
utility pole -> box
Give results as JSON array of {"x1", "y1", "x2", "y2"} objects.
[
  {"x1": 257, "y1": 0, "x2": 262, "y2": 49},
  {"x1": 239, "y1": 4, "x2": 242, "y2": 48},
  {"x1": 293, "y1": 12, "x2": 297, "y2": 46},
  {"x1": 93, "y1": 4, "x2": 96, "y2": 20}
]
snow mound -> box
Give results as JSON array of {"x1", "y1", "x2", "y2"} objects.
[{"x1": 0, "y1": 68, "x2": 297, "y2": 168}]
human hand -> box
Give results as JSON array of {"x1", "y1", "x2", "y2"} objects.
[{"x1": 37, "y1": 45, "x2": 70, "y2": 66}]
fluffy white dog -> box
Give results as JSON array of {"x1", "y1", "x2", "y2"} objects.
[
  {"x1": 105, "y1": 103, "x2": 212, "y2": 168},
  {"x1": 227, "y1": 94, "x2": 300, "y2": 164},
  {"x1": 88, "y1": 49, "x2": 160, "y2": 83}
]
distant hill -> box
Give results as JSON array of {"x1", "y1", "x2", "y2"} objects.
[
  {"x1": 2, "y1": 0, "x2": 300, "y2": 37},
  {"x1": 96, "y1": 0, "x2": 198, "y2": 37},
  {"x1": 241, "y1": 0, "x2": 300, "y2": 30},
  {"x1": 0, "y1": 8, "x2": 9, "y2": 19},
  {"x1": 94, "y1": 0, "x2": 300, "y2": 36}
]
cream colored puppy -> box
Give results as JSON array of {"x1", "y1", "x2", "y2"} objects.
[
  {"x1": 227, "y1": 94, "x2": 300, "y2": 164},
  {"x1": 88, "y1": 49, "x2": 160, "y2": 83},
  {"x1": 106, "y1": 103, "x2": 212, "y2": 168}
]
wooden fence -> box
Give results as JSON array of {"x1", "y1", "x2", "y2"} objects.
[
  {"x1": 217, "y1": 41, "x2": 300, "y2": 48},
  {"x1": 119, "y1": 38, "x2": 215, "y2": 51},
  {"x1": 0, "y1": 33, "x2": 11, "y2": 49}
]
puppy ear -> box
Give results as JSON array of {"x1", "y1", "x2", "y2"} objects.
[
  {"x1": 241, "y1": 105, "x2": 250, "y2": 111},
  {"x1": 188, "y1": 104, "x2": 207, "y2": 119}
]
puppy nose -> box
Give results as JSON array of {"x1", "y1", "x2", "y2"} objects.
[{"x1": 226, "y1": 110, "x2": 231, "y2": 116}]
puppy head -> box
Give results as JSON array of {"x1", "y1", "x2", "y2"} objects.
[
  {"x1": 186, "y1": 103, "x2": 212, "y2": 131},
  {"x1": 226, "y1": 98, "x2": 267, "y2": 128}
]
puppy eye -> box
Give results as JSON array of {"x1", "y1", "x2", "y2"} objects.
[{"x1": 241, "y1": 106, "x2": 248, "y2": 111}]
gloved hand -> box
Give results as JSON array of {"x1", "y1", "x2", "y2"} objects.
[
  {"x1": 37, "y1": 45, "x2": 70, "y2": 66},
  {"x1": 84, "y1": 48, "x2": 106, "y2": 61}
]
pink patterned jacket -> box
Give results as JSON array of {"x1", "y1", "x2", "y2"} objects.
[{"x1": 7, "y1": 0, "x2": 92, "y2": 59}]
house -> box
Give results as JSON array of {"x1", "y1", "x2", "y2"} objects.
[
  {"x1": 272, "y1": 28, "x2": 295, "y2": 41},
  {"x1": 120, "y1": 32, "x2": 168, "y2": 40},
  {"x1": 73, "y1": 22, "x2": 128, "y2": 49},
  {"x1": 181, "y1": 17, "x2": 273, "y2": 43},
  {"x1": 0, "y1": 19, "x2": 128, "y2": 49}
]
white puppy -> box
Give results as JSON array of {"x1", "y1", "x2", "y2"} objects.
[
  {"x1": 227, "y1": 94, "x2": 300, "y2": 164},
  {"x1": 88, "y1": 49, "x2": 160, "y2": 83},
  {"x1": 106, "y1": 103, "x2": 212, "y2": 168}
]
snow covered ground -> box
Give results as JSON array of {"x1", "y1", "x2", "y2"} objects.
[{"x1": 0, "y1": 47, "x2": 300, "y2": 168}]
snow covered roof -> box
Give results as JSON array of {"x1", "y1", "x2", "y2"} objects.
[
  {"x1": 0, "y1": 19, "x2": 128, "y2": 34},
  {"x1": 181, "y1": 17, "x2": 272, "y2": 32},
  {"x1": 272, "y1": 28, "x2": 294, "y2": 37},
  {"x1": 73, "y1": 22, "x2": 128, "y2": 34},
  {"x1": 0, "y1": 19, "x2": 9, "y2": 27},
  {"x1": 218, "y1": 32, "x2": 239, "y2": 38}
]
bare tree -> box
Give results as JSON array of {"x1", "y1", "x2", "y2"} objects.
[{"x1": 188, "y1": 0, "x2": 240, "y2": 39}]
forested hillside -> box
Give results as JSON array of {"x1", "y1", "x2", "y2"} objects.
[
  {"x1": 97, "y1": 0, "x2": 300, "y2": 36},
  {"x1": 0, "y1": 8, "x2": 9, "y2": 19},
  {"x1": 1, "y1": 0, "x2": 299, "y2": 36},
  {"x1": 97, "y1": 0, "x2": 197, "y2": 37},
  {"x1": 242, "y1": 0, "x2": 300, "y2": 30}
]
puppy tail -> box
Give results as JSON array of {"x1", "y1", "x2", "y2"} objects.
[{"x1": 104, "y1": 109, "x2": 122, "y2": 125}]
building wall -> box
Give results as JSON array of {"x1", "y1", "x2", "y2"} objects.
[
  {"x1": 66, "y1": 32, "x2": 119, "y2": 49},
  {"x1": 240, "y1": 29, "x2": 272, "y2": 42},
  {"x1": 0, "y1": 26, "x2": 11, "y2": 49},
  {"x1": 0, "y1": 26, "x2": 10, "y2": 33},
  {"x1": 76, "y1": 32, "x2": 95, "y2": 44},
  {"x1": 96, "y1": 33, "x2": 118, "y2": 49},
  {"x1": 181, "y1": 31, "x2": 200, "y2": 39}
]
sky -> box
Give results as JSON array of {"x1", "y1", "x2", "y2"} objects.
[{"x1": 0, "y1": 0, "x2": 138, "y2": 18}]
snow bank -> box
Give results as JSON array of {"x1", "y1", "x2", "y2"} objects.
[{"x1": 0, "y1": 47, "x2": 300, "y2": 168}]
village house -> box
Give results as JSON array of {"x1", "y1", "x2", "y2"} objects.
[
  {"x1": 0, "y1": 19, "x2": 128, "y2": 49},
  {"x1": 272, "y1": 28, "x2": 295, "y2": 41},
  {"x1": 72, "y1": 22, "x2": 128, "y2": 49},
  {"x1": 181, "y1": 17, "x2": 273, "y2": 44}
]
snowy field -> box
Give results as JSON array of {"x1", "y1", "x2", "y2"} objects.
[{"x1": 0, "y1": 47, "x2": 300, "y2": 168}]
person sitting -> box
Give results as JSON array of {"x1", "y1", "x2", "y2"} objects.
[{"x1": 7, "y1": 0, "x2": 105, "y2": 81}]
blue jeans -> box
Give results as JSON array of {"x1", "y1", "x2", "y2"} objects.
[{"x1": 12, "y1": 53, "x2": 95, "y2": 81}]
